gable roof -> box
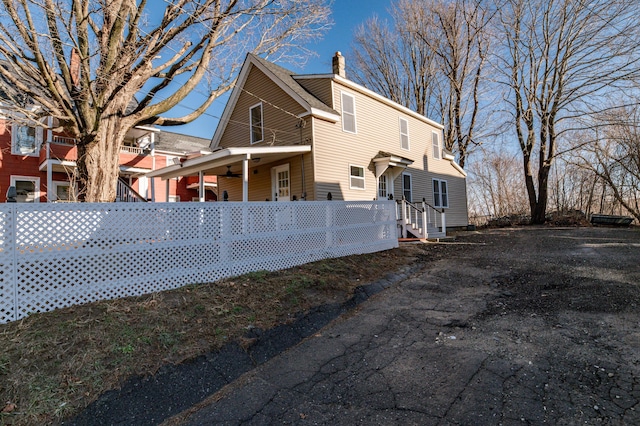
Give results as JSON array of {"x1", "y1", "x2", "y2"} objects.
[{"x1": 210, "y1": 54, "x2": 340, "y2": 149}]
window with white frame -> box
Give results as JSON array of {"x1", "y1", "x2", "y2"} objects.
[
  {"x1": 341, "y1": 92, "x2": 357, "y2": 133},
  {"x1": 433, "y1": 178, "x2": 449, "y2": 208},
  {"x1": 378, "y1": 174, "x2": 388, "y2": 199},
  {"x1": 52, "y1": 181, "x2": 73, "y2": 201},
  {"x1": 250, "y1": 103, "x2": 263, "y2": 144},
  {"x1": 168, "y1": 195, "x2": 180, "y2": 202},
  {"x1": 349, "y1": 165, "x2": 365, "y2": 189},
  {"x1": 432, "y1": 131, "x2": 441, "y2": 160},
  {"x1": 399, "y1": 117, "x2": 409, "y2": 150},
  {"x1": 10, "y1": 176, "x2": 40, "y2": 202},
  {"x1": 402, "y1": 173, "x2": 412, "y2": 202},
  {"x1": 11, "y1": 124, "x2": 42, "y2": 155}
]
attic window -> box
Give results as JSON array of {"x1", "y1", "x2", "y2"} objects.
[
  {"x1": 432, "y1": 131, "x2": 441, "y2": 159},
  {"x1": 399, "y1": 117, "x2": 409, "y2": 150},
  {"x1": 250, "y1": 103, "x2": 263, "y2": 144},
  {"x1": 341, "y1": 92, "x2": 356, "y2": 133}
]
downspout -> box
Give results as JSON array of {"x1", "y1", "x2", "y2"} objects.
[
  {"x1": 150, "y1": 133, "x2": 156, "y2": 202},
  {"x1": 46, "y1": 117, "x2": 53, "y2": 202}
]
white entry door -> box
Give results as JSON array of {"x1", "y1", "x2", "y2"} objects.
[{"x1": 272, "y1": 164, "x2": 290, "y2": 201}]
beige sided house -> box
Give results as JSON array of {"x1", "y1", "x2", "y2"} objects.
[{"x1": 148, "y1": 52, "x2": 468, "y2": 237}]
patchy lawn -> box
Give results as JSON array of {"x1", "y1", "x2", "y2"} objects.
[{"x1": 0, "y1": 245, "x2": 424, "y2": 425}]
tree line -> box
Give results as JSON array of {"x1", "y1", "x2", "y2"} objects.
[{"x1": 351, "y1": 0, "x2": 640, "y2": 224}]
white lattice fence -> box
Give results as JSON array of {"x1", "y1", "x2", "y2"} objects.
[{"x1": 0, "y1": 201, "x2": 398, "y2": 324}]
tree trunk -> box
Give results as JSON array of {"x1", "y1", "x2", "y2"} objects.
[{"x1": 76, "y1": 116, "x2": 127, "y2": 202}]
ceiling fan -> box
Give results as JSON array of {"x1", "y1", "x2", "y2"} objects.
[{"x1": 223, "y1": 165, "x2": 242, "y2": 178}]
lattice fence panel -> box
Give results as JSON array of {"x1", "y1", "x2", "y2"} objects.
[
  {"x1": 0, "y1": 207, "x2": 16, "y2": 323},
  {"x1": 1, "y1": 201, "x2": 397, "y2": 323}
]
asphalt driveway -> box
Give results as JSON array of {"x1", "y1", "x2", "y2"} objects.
[{"x1": 167, "y1": 227, "x2": 640, "y2": 425}]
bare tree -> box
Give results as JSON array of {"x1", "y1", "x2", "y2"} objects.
[
  {"x1": 467, "y1": 147, "x2": 528, "y2": 219},
  {"x1": 351, "y1": 0, "x2": 492, "y2": 168},
  {"x1": 577, "y1": 106, "x2": 640, "y2": 221},
  {"x1": 495, "y1": 0, "x2": 640, "y2": 223},
  {"x1": 350, "y1": 9, "x2": 437, "y2": 117},
  {"x1": 407, "y1": 0, "x2": 492, "y2": 168},
  {"x1": 0, "y1": 0, "x2": 331, "y2": 201}
]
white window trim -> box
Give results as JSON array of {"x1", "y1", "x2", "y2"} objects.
[
  {"x1": 432, "y1": 130, "x2": 441, "y2": 160},
  {"x1": 10, "y1": 175, "x2": 40, "y2": 203},
  {"x1": 341, "y1": 91, "x2": 357, "y2": 134},
  {"x1": 433, "y1": 178, "x2": 449, "y2": 208},
  {"x1": 11, "y1": 123, "x2": 43, "y2": 156},
  {"x1": 249, "y1": 102, "x2": 264, "y2": 144},
  {"x1": 52, "y1": 180, "x2": 74, "y2": 202},
  {"x1": 349, "y1": 164, "x2": 366, "y2": 190},
  {"x1": 402, "y1": 172, "x2": 412, "y2": 202},
  {"x1": 168, "y1": 195, "x2": 180, "y2": 202},
  {"x1": 399, "y1": 117, "x2": 410, "y2": 150}
]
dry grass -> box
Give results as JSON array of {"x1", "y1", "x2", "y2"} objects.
[{"x1": 0, "y1": 246, "x2": 422, "y2": 425}]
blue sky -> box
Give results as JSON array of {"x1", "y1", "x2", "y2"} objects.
[{"x1": 172, "y1": 0, "x2": 393, "y2": 139}]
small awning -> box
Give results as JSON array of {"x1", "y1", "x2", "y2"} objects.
[
  {"x1": 372, "y1": 152, "x2": 414, "y2": 180},
  {"x1": 146, "y1": 145, "x2": 312, "y2": 180}
]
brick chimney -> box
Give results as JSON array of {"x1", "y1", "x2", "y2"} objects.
[{"x1": 332, "y1": 51, "x2": 346, "y2": 78}]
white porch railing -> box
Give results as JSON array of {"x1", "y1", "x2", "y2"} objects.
[
  {"x1": 397, "y1": 198, "x2": 446, "y2": 239},
  {"x1": 52, "y1": 136, "x2": 77, "y2": 145},
  {"x1": 116, "y1": 178, "x2": 147, "y2": 202},
  {"x1": 120, "y1": 145, "x2": 144, "y2": 154},
  {"x1": 0, "y1": 200, "x2": 397, "y2": 324}
]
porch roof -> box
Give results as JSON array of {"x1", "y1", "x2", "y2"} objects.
[{"x1": 146, "y1": 145, "x2": 312, "y2": 180}]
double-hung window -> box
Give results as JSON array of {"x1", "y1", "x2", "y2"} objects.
[
  {"x1": 399, "y1": 117, "x2": 409, "y2": 150},
  {"x1": 432, "y1": 131, "x2": 441, "y2": 160},
  {"x1": 12, "y1": 124, "x2": 42, "y2": 155},
  {"x1": 433, "y1": 178, "x2": 449, "y2": 208},
  {"x1": 250, "y1": 103, "x2": 263, "y2": 144},
  {"x1": 10, "y1": 176, "x2": 40, "y2": 203},
  {"x1": 52, "y1": 181, "x2": 73, "y2": 202},
  {"x1": 341, "y1": 92, "x2": 356, "y2": 133},
  {"x1": 349, "y1": 165, "x2": 365, "y2": 190}
]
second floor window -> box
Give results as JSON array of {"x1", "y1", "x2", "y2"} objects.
[
  {"x1": 12, "y1": 124, "x2": 41, "y2": 155},
  {"x1": 341, "y1": 92, "x2": 356, "y2": 133},
  {"x1": 250, "y1": 103, "x2": 263, "y2": 144}
]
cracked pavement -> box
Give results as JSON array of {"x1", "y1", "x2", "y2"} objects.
[{"x1": 167, "y1": 227, "x2": 640, "y2": 425}]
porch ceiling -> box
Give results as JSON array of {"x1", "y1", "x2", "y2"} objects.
[
  {"x1": 39, "y1": 159, "x2": 76, "y2": 173},
  {"x1": 146, "y1": 145, "x2": 312, "y2": 180}
]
